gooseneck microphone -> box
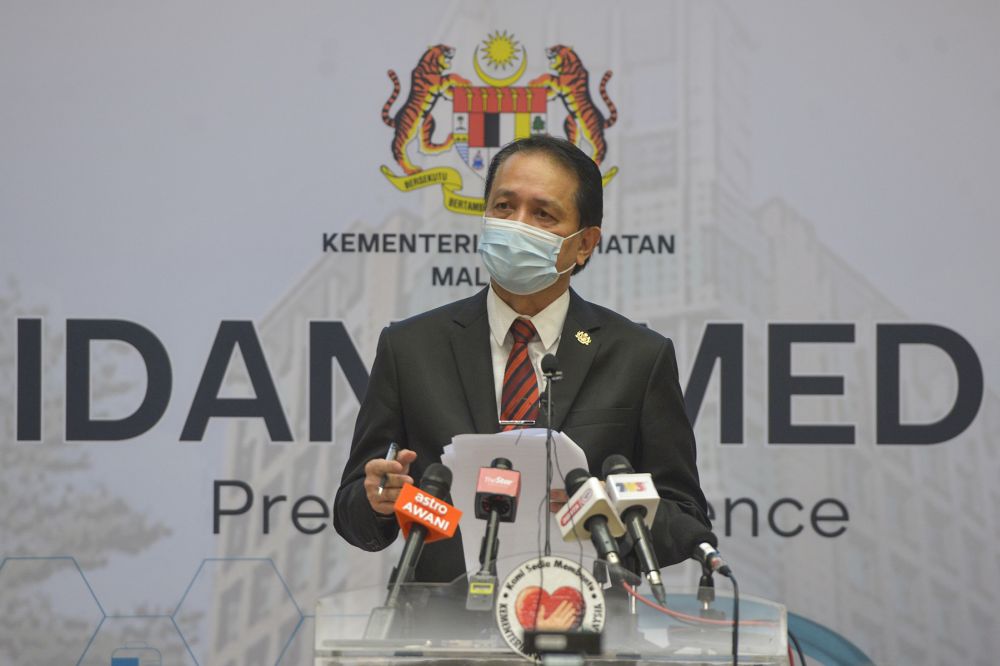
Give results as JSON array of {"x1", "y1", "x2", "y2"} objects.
[
  {"x1": 669, "y1": 512, "x2": 732, "y2": 578},
  {"x1": 602, "y1": 454, "x2": 667, "y2": 604},
  {"x1": 467, "y1": 457, "x2": 521, "y2": 610},
  {"x1": 541, "y1": 353, "x2": 562, "y2": 380},
  {"x1": 670, "y1": 514, "x2": 739, "y2": 665},
  {"x1": 540, "y1": 353, "x2": 561, "y2": 557},
  {"x1": 694, "y1": 539, "x2": 732, "y2": 578},
  {"x1": 365, "y1": 463, "x2": 461, "y2": 639},
  {"x1": 556, "y1": 468, "x2": 626, "y2": 567}
]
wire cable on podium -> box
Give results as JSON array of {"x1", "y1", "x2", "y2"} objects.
[{"x1": 622, "y1": 575, "x2": 758, "y2": 666}]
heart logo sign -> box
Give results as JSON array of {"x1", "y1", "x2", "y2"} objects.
[
  {"x1": 494, "y1": 556, "x2": 606, "y2": 659},
  {"x1": 514, "y1": 586, "x2": 585, "y2": 631}
]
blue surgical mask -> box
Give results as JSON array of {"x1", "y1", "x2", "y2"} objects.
[{"x1": 478, "y1": 216, "x2": 584, "y2": 295}]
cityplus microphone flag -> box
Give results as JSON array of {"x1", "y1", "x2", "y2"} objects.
[
  {"x1": 394, "y1": 481, "x2": 462, "y2": 543},
  {"x1": 556, "y1": 473, "x2": 626, "y2": 542}
]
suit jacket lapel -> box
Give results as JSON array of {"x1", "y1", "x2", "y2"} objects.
[
  {"x1": 450, "y1": 289, "x2": 500, "y2": 433},
  {"x1": 544, "y1": 289, "x2": 602, "y2": 431}
]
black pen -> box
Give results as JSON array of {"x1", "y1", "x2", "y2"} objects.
[{"x1": 376, "y1": 442, "x2": 400, "y2": 495}]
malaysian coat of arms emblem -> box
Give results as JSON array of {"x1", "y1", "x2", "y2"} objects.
[{"x1": 380, "y1": 32, "x2": 619, "y2": 215}]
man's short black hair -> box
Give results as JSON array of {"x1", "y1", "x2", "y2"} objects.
[{"x1": 484, "y1": 135, "x2": 604, "y2": 231}]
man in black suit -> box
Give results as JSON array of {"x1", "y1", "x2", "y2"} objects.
[{"x1": 334, "y1": 136, "x2": 709, "y2": 582}]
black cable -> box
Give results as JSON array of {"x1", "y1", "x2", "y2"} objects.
[
  {"x1": 544, "y1": 378, "x2": 553, "y2": 557},
  {"x1": 520, "y1": 426, "x2": 547, "y2": 633},
  {"x1": 789, "y1": 628, "x2": 807, "y2": 665},
  {"x1": 533, "y1": 489, "x2": 546, "y2": 631},
  {"x1": 729, "y1": 574, "x2": 739, "y2": 666},
  {"x1": 548, "y1": 413, "x2": 585, "y2": 611}
]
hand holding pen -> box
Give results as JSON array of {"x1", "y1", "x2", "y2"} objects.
[
  {"x1": 364, "y1": 442, "x2": 418, "y2": 515},
  {"x1": 377, "y1": 442, "x2": 400, "y2": 495}
]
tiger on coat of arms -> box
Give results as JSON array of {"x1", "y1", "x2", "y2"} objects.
[
  {"x1": 381, "y1": 44, "x2": 471, "y2": 175},
  {"x1": 529, "y1": 45, "x2": 617, "y2": 165}
]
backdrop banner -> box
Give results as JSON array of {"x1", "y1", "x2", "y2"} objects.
[{"x1": 3, "y1": 2, "x2": 998, "y2": 665}]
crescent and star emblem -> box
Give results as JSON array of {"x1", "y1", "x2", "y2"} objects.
[{"x1": 473, "y1": 30, "x2": 527, "y2": 87}]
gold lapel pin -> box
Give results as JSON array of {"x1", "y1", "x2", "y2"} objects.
[{"x1": 575, "y1": 331, "x2": 592, "y2": 346}]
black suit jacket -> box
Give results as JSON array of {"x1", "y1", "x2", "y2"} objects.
[{"x1": 333, "y1": 287, "x2": 709, "y2": 582}]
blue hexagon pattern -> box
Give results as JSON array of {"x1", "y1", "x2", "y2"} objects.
[
  {"x1": 174, "y1": 558, "x2": 302, "y2": 666},
  {"x1": 79, "y1": 616, "x2": 196, "y2": 666},
  {"x1": 0, "y1": 556, "x2": 105, "y2": 666}
]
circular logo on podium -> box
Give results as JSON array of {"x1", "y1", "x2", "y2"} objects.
[{"x1": 494, "y1": 555, "x2": 605, "y2": 658}]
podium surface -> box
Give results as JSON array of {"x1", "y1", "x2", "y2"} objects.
[{"x1": 315, "y1": 557, "x2": 788, "y2": 665}]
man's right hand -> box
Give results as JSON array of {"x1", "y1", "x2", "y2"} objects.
[{"x1": 364, "y1": 448, "x2": 417, "y2": 515}]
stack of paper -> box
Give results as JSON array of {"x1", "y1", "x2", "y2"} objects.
[{"x1": 441, "y1": 428, "x2": 596, "y2": 579}]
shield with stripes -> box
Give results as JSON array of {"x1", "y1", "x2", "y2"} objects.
[{"x1": 453, "y1": 86, "x2": 548, "y2": 179}]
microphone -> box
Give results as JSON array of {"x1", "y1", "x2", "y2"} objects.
[
  {"x1": 541, "y1": 353, "x2": 562, "y2": 380},
  {"x1": 467, "y1": 458, "x2": 521, "y2": 610},
  {"x1": 364, "y1": 463, "x2": 461, "y2": 639},
  {"x1": 670, "y1": 512, "x2": 732, "y2": 578},
  {"x1": 540, "y1": 353, "x2": 561, "y2": 557},
  {"x1": 602, "y1": 454, "x2": 666, "y2": 604},
  {"x1": 556, "y1": 468, "x2": 626, "y2": 567},
  {"x1": 474, "y1": 457, "x2": 521, "y2": 524},
  {"x1": 538, "y1": 353, "x2": 560, "y2": 416}
]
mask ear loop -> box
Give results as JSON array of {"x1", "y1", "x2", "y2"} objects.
[
  {"x1": 554, "y1": 226, "x2": 589, "y2": 275},
  {"x1": 555, "y1": 262, "x2": 576, "y2": 276}
]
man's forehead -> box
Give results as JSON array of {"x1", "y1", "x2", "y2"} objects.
[
  {"x1": 490, "y1": 186, "x2": 566, "y2": 210},
  {"x1": 494, "y1": 150, "x2": 573, "y2": 180},
  {"x1": 490, "y1": 153, "x2": 577, "y2": 206}
]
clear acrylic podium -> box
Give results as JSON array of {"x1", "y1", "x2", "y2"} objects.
[{"x1": 314, "y1": 556, "x2": 788, "y2": 664}]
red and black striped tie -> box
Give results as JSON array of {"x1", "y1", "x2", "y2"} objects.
[{"x1": 500, "y1": 319, "x2": 539, "y2": 430}]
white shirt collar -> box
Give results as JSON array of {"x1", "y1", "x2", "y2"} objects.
[{"x1": 487, "y1": 285, "x2": 570, "y2": 351}]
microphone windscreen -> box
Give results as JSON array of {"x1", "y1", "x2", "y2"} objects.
[
  {"x1": 564, "y1": 467, "x2": 591, "y2": 496},
  {"x1": 601, "y1": 454, "x2": 634, "y2": 477},
  {"x1": 490, "y1": 457, "x2": 512, "y2": 470},
  {"x1": 420, "y1": 462, "x2": 452, "y2": 498},
  {"x1": 541, "y1": 353, "x2": 560, "y2": 375}
]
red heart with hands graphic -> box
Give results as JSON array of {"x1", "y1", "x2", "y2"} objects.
[{"x1": 514, "y1": 585, "x2": 584, "y2": 631}]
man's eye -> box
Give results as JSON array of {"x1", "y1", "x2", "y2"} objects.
[{"x1": 536, "y1": 209, "x2": 551, "y2": 219}]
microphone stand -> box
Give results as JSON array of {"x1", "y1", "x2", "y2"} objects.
[
  {"x1": 541, "y1": 356, "x2": 562, "y2": 556},
  {"x1": 365, "y1": 516, "x2": 427, "y2": 640},
  {"x1": 467, "y1": 503, "x2": 503, "y2": 611},
  {"x1": 478, "y1": 508, "x2": 501, "y2": 576},
  {"x1": 697, "y1": 565, "x2": 725, "y2": 620}
]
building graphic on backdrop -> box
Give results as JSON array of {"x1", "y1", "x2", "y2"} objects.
[
  {"x1": 379, "y1": 32, "x2": 619, "y2": 215},
  {"x1": 0, "y1": 286, "x2": 209, "y2": 665},
  {"x1": 0, "y1": 4, "x2": 996, "y2": 666},
  {"x1": 205, "y1": 5, "x2": 998, "y2": 666}
]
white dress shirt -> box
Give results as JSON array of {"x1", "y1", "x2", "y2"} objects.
[{"x1": 486, "y1": 285, "x2": 571, "y2": 419}]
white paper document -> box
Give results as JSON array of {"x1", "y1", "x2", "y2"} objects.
[{"x1": 440, "y1": 428, "x2": 598, "y2": 580}]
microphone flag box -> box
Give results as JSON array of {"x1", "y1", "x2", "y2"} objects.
[
  {"x1": 473, "y1": 466, "x2": 521, "y2": 521},
  {"x1": 555, "y1": 477, "x2": 625, "y2": 541},
  {"x1": 606, "y1": 472, "x2": 659, "y2": 527},
  {"x1": 394, "y1": 482, "x2": 462, "y2": 543}
]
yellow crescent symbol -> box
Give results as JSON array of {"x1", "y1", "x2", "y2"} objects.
[{"x1": 473, "y1": 45, "x2": 528, "y2": 87}]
